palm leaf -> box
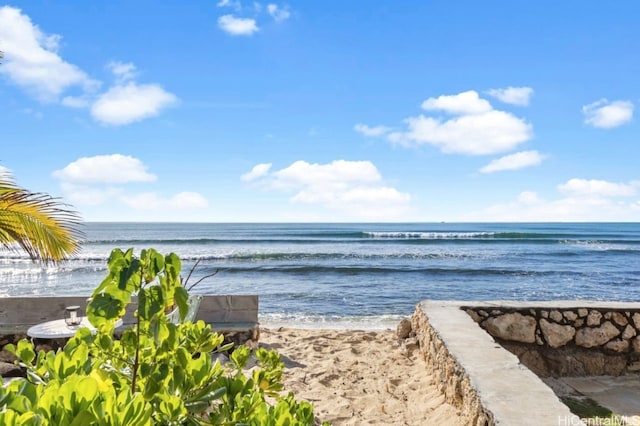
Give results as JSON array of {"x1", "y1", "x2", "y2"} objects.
[{"x1": 0, "y1": 173, "x2": 83, "y2": 263}]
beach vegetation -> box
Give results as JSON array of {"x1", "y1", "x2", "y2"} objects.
[
  {"x1": 561, "y1": 396, "x2": 624, "y2": 425},
  {"x1": 3, "y1": 248, "x2": 325, "y2": 425},
  {"x1": 0, "y1": 171, "x2": 82, "y2": 263}
]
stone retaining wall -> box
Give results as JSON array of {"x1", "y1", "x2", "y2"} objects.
[{"x1": 466, "y1": 304, "x2": 640, "y2": 377}]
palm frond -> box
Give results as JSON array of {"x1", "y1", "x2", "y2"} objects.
[{"x1": 0, "y1": 173, "x2": 83, "y2": 263}]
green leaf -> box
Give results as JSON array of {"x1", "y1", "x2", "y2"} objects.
[
  {"x1": 175, "y1": 347, "x2": 190, "y2": 369},
  {"x1": 13, "y1": 379, "x2": 37, "y2": 406},
  {"x1": 156, "y1": 393, "x2": 187, "y2": 422},
  {"x1": 95, "y1": 331, "x2": 114, "y2": 352},
  {"x1": 14, "y1": 340, "x2": 36, "y2": 365},
  {"x1": 87, "y1": 292, "x2": 124, "y2": 327},
  {"x1": 174, "y1": 286, "x2": 189, "y2": 322},
  {"x1": 6, "y1": 395, "x2": 31, "y2": 414},
  {"x1": 92, "y1": 272, "x2": 119, "y2": 298},
  {"x1": 74, "y1": 376, "x2": 99, "y2": 405},
  {"x1": 149, "y1": 316, "x2": 170, "y2": 346},
  {"x1": 164, "y1": 252, "x2": 181, "y2": 281},
  {"x1": 142, "y1": 364, "x2": 169, "y2": 401},
  {"x1": 69, "y1": 410, "x2": 98, "y2": 426},
  {"x1": 230, "y1": 345, "x2": 250, "y2": 370},
  {"x1": 188, "y1": 353, "x2": 212, "y2": 386},
  {"x1": 141, "y1": 248, "x2": 164, "y2": 283},
  {"x1": 117, "y1": 250, "x2": 141, "y2": 292},
  {"x1": 185, "y1": 387, "x2": 226, "y2": 408},
  {"x1": 17, "y1": 411, "x2": 44, "y2": 426},
  {"x1": 117, "y1": 392, "x2": 152, "y2": 426},
  {"x1": 171, "y1": 364, "x2": 186, "y2": 393},
  {"x1": 138, "y1": 287, "x2": 164, "y2": 321},
  {"x1": 65, "y1": 328, "x2": 94, "y2": 352},
  {"x1": 216, "y1": 342, "x2": 235, "y2": 354}
]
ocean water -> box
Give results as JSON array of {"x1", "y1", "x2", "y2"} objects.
[{"x1": 1, "y1": 222, "x2": 639, "y2": 328}]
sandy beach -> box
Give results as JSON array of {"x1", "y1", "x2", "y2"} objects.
[{"x1": 258, "y1": 327, "x2": 465, "y2": 425}]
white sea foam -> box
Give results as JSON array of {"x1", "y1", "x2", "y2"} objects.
[
  {"x1": 365, "y1": 231, "x2": 495, "y2": 239},
  {"x1": 259, "y1": 312, "x2": 405, "y2": 330},
  {"x1": 562, "y1": 240, "x2": 638, "y2": 252}
]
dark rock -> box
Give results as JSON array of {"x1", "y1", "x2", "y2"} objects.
[
  {"x1": 0, "y1": 349, "x2": 17, "y2": 363},
  {"x1": 396, "y1": 318, "x2": 412, "y2": 339},
  {"x1": 0, "y1": 361, "x2": 24, "y2": 378}
]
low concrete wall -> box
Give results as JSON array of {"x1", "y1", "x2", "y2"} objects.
[
  {"x1": 412, "y1": 301, "x2": 582, "y2": 426},
  {"x1": 0, "y1": 295, "x2": 259, "y2": 336},
  {"x1": 464, "y1": 301, "x2": 640, "y2": 377}
]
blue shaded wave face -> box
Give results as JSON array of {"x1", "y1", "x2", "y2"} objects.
[{"x1": 2, "y1": 222, "x2": 640, "y2": 327}]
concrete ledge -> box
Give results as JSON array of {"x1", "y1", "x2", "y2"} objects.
[
  {"x1": 412, "y1": 300, "x2": 582, "y2": 425},
  {"x1": 0, "y1": 295, "x2": 259, "y2": 336}
]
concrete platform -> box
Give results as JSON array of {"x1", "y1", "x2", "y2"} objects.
[
  {"x1": 559, "y1": 374, "x2": 640, "y2": 425},
  {"x1": 414, "y1": 301, "x2": 582, "y2": 425}
]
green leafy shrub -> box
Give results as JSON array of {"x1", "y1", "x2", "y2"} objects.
[{"x1": 3, "y1": 248, "x2": 326, "y2": 425}]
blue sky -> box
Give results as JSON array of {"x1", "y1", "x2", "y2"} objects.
[{"x1": 1, "y1": 1, "x2": 638, "y2": 222}]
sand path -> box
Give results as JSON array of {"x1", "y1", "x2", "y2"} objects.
[{"x1": 259, "y1": 327, "x2": 465, "y2": 425}]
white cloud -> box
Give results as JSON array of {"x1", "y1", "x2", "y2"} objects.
[
  {"x1": 272, "y1": 160, "x2": 381, "y2": 188},
  {"x1": 421, "y1": 90, "x2": 493, "y2": 115},
  {"x1": 389, "y1": 112, "x2": 532, "y2": 155},
  {"x1": 388, "y1": 90, "x2": 533, "y2": 155},
  {"x1": 89, "y1": 61, "x2": 177, "y2": 126},
  {"x1": 0, "y1": 6, "x2": 98, "y2": 101},
  {"x1": 217, "y1": 0, "x2": 242, "y2": 11},
  {"x1": 464, "y1": 178, "x2": 640, "y2": 221},
  {"x1": 267, "y1": 4, "x2": 290, "y2": 22},
  {"x1": 0, "y1": 7, "x2": 176, "y2": 125},
  {"x1": 311, "y1": 186, "x2": 408, "y2": 204},
  {"x1": 218, "y1": 15, "x2": 259, "y2": 36},
  {"x1": 167, "y1": 192, "x2": 209, "y2": 209},
  {"x1": 486, "y1": 87, "x2": 534, "y2": 106},
  {"x1": 517, "y1": 191, "x2": 540, "y2": 205},
  {"x1": 479, "y1": 150, "x2": 546, "y2": 173},
  {"x1": 59, "y1": 184, "x2": 123, "y2": 206},
  {"x1": 354, "y1": 123, "x2": 391, "y2": 137},
  {"x1": 119, "y1": 192, "x2": 162, "y2": 210},
  {"x1": 107, "y1": 61, "x2": 137, "y2": 83},
  {"x1": 557, "y1": 178, "x2": 638, "y2": 197},
  {"x1": 53, "y1": 155, "x2": 208, "y2": 214},
  {"x1": 243, "y1": 160, "x2": 411, "y2": 219},
  {"x1": 241, "y1": 163, "x2": 272, "y2": 181},
  {"x1": 215, "y1": 3, "x2": 289, "y2": 36},
  {"x1": 121, "y1": 192, "x2": 209, "y2": 210},
  {"x1": 90, "y1": 82, "x2": 178, "y2": 125},
  {"x1": 582, "y1": 99, "x2": 634, "y2": 129},
  {"x1": 52, "y1": 154, "x2": 157, "y2": 184}
]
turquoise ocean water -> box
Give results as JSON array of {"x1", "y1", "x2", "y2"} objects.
[{"x1": 1, "y1": 222, "x2": 639, "y2": 328}]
